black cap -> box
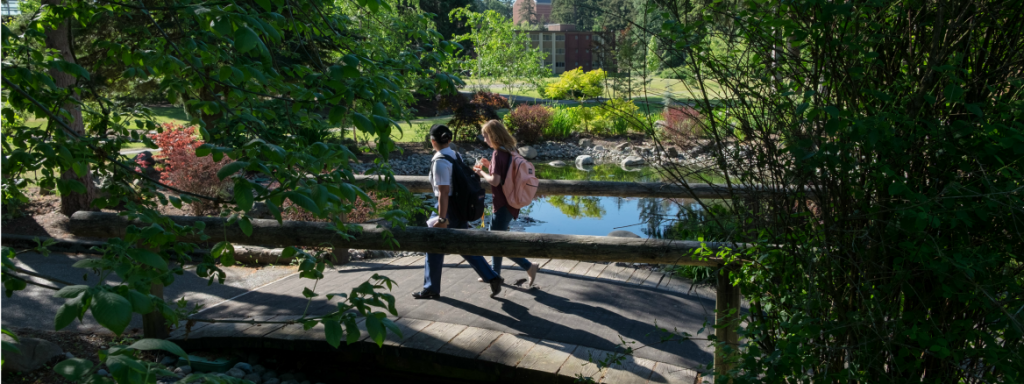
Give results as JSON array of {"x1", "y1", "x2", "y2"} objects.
[{"x1": 429, "y1": 124, "x2": 452, "y2": 144}]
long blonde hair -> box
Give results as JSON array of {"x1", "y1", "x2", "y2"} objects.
[{"x1": 481, "y1": 120, "x2": 518, "y2": 153}]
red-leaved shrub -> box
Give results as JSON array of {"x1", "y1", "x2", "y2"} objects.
[
  {"x1": 471, "y1": 91, "x2": 510, "y2": 110},
  {"x1": 506, "y1": 105, "x2": 552, "y2": 143},
  {"x1": 662, "y1": 106, "x2": 704, "y2": 144},
  {"x1": 150, "y1": 123, "x2": 231, "y2": 215}
]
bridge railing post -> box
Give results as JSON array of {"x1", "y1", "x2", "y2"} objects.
[{"x1": 715, "y1": 265, "x2": 741, "y2": 379}]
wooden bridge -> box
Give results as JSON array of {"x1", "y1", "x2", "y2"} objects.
[{"x1": 66, "y1": 177, "x2": 761, "y2": 383}]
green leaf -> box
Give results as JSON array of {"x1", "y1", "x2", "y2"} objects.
[
  {"x1": 72, "y1": 258, "x2": 105, "y2": 269},
  {"x1": 126, "y1": 290, "x2": 154, "y2": 314},
  {"x1": 324, "y1": 319, "x2": 343, "y2": 348},
  {"x1": 212, "y1": 241, "x2": 236, "y2": 266},
  {"x1": 234, "y1": 179, "x2": 254, "y2": 212},
  {"x1": 302, "y1": 287, "x2": 318, "y2": 298},
  {"x1": 255, "y1": 0, "x2": 272, "y2": 12},
  {"x1": 234, "y1": 26, "x2": 261, "y2": 53},
  {"x1": 55, "y1": 301, "x2": 82, "y2": 330},
  {"x1": 53, "y1": 60, "x2": 91, "y2": 80},
  {"x1": 351, "y1": 113, "x2": 374, "y2": 133},
  {"x1": 55, "y1": 285, "x2": 89, "y2": 299},
  {"x1": 128, "y1": 249, "x2": 168, "y2": 270},
  {"x1": 127, "y1": 339, "x2": 187, "y2": 357},
  {"x1": 53, "y1": 358, "x2": 93, "y2": 381},
  {"x1": 239, "y1": 216, "x2": 253, "y2": 237},
  {"x1": 92, "y1": 290, "x2": 133, "y2": 335},
  {"x1": 195, "y1": 144, "x2": 214, "y2": 157},
  {"x1": 217, "y1": 161, "x2": 248, "y2": 180},
  {"x1": 328, "y1": 107, "x2": 346, "y2": 125},
  {"x1": 365, "y1": 315, "x2": 385, "y2": 347},
  {"x1": 380, "y1": 317, "x2": 403, "y2": 340},
  {"x1": 285, "y1": 191, "x2": 320, "y2": 216}
]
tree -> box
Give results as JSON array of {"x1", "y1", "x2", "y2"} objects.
[
  {"x1": 516, "y1": 0, "x2": 538, "y2": 26},
  {"x1": 475, "y1": 0, "x2": 514, "y2": 19},
  {"x1": 420, "y1": 0, "x2": 478, "y2": 39},
  {"x1": 449, "y1": 8, "x2": 550, "y2": 105},
  {"x1": 3, "y1": 0, "x2": 459, "y2": 380},
  {"x1": 41, "y1": 0, "x2": 96, "y2": 216},
  {"x1": 640, "y1": 0, "x2": 1024, "y2": 381}
]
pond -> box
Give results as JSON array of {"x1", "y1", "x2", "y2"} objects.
[{"x1": 503, "y1": 162, "x2": 712, "y2": 239}]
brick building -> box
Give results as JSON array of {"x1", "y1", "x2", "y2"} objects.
[{"x1": 525, "y1": 24, "x2": 614, "y2": 75}]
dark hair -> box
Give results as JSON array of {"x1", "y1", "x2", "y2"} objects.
[{"x1": 429, "y1": 124, "x2": 453, "y2": 144}]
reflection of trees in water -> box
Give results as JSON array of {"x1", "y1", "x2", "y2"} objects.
[
  {"x1": 637, "y1": 198, "x2": 676, "y2": 237},
  {"x1": 546, "y1": 196, "x2": 606, "y2": 219}
]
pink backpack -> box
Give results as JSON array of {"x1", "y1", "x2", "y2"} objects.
[{"x1": 502, "y1": 152, "x2": 539, "y2": 209}]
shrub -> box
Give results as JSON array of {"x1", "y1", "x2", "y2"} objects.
[
  {"x1": 149, "y1": 123, "x2": 232, "y2": 216},
  {"x1": 545, "y1": 106, "x2": 578, "y2": 140},
  {"x1": 437, "y1": 93, "x2": 499, "y2": 142},
  {"x1": 544, "y1": 68, "x2": 607, "y2": 100},
  {"x1": 282, "y1": 190, "x2": 391, "y2": 224},
  {"x1": 593, "y1": 98, "x2": 641, "y2": 136},
  {"x1": 661, "y1": 106, "x2": 704, "y2": 144},
  {"x1": 471, "y1": 91, "x2": 510, "y2": 110},
  {"x1": 505, "y1": 104, "x2": 552, "y2": 143}
]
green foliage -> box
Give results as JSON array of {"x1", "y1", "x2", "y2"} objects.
[
  {"x1": 546, "y1": 196, "x2": 605, "y2": 219},
  {"x1": 449, "y1": 9, "x2": 550, "y2": 105},
  {"x1": 544, "y1": 68, "x2": 607, "y2": 100},
  {"x1": 647, "y1": 0, "x2": 1024, "y2": 381},
  {"x1": 1, "y1": 0, "x2": 460, "y2": 381}
]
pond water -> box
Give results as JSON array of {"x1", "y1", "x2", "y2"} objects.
[{"x1": 504, "y1": 163, "x2": 705, "y2": 239}]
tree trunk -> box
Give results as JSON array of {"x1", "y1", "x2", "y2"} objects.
[{"x1": 43, "y1": 0, "x2": 96, "y2": 217}]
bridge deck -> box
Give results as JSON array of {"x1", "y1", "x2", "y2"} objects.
[{"x1": 172, "y1": 256, "x2": 721, "y2": 383}]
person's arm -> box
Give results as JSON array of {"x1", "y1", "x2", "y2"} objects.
[
  {"x1": 435, "y1": 185, "x2": 450, "y2": 228},
  {"x1": 474, "y1": 168, "x2": 502, "y2": 186}
]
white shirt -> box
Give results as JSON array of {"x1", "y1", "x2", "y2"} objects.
[{"x1": 429, "y1": 147, "x2": 458, "y2": 197}]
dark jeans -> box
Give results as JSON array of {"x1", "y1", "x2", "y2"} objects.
[
  {"x1": 489, "y1": 206, "x2": 533, "y2": 275},
  {"x1": 423, "y1": 205, "x2": 499, "y2": 294}
]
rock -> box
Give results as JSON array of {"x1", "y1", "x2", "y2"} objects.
[
  {"x1": 548, "y1": 160, "x2": 566, "y2": 167},
  {"x1": 280, "y1": 373, "x2": 297, "y2": 381},
  {"x1": 281, "y1": 381, "x2": 298, "y2": 384},
  {"x1": 666, "y1": 146, "x2": 679, "y2": 157},
  {"x1": 97, "y1": 369, "x2": 110, "y2": 377},
  {"x1": 65, "y1": 352, "x2": 75, "y2": 359},
  {"x1": 579, "y1": 138, "x2": 593, "y2": 147},
  {"x1": 622, "y1": 156, "x2": 645, "y2": 167},
  {"x1": 608, "y1": 230, "x2": 641, "y2": 238},
  {"x1": 174, "y1": 366, "x2": 192, "y2": 376},
  {"x1": 518, "y1": 146, "x2": 537, "y2": 159},
  {"x1": 594, "y1": 145, "x2": 605, "y2": 151},
  {"x1": 263, "y1": 379, "x2": 281, "y2": 384},
  {"x1": 575, "y1": 155, "x2": 594, "y2": 166},
  {"x1": 244, "y1": 374, "x2": 263, "y2": 384},
  {"x1": 262, "y1": 371, "x2": 278, "y2": 380},
  {"x1": 227, "y1": 368, "x2": 246, "y2": 378},
  {"x1": 615, "y1": 142, "x2": 630, "y2": 150},
  {"x1": 1, "y1": 335, "x2": 64, "y2": 372},
  {"x1": 234, "y1": 362, "x2": 253, "y2": 373},
  {"x1": 253, "y1": 365, "x2": 266, "y2": 374}
]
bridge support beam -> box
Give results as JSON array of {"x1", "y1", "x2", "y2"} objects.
[{"x1": 715, "y1": 266, "x2": 741, "y2": 379}]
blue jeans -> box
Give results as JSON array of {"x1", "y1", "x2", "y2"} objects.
[
  {"x1": 423, "y1": 205, "x2": 500, "y2": 294},
  {"x1": 489, "y1": 206, "x2": 533, "y2": 275}
]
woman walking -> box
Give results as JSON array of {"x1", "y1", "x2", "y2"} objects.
[{"x1": 473, "y1": 120, "x2": 540, "y2": 286}]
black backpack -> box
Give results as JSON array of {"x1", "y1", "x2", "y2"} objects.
[{"x1": 433, "y1": 153, "x2": 486, "y2": 222}]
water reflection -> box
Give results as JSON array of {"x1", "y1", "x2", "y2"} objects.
[{"x1": 546, "y1": 196, "x2": 607, "y2": 219}]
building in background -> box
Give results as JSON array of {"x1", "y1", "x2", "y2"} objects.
[
  {"x1": 512, "y1": 0, "x2": 551, "y2": 26},
  {"x1": 1, "y1": 0, "x2": 21, "y2": 20},
  {"x1": 525, "y1": 24, "x2": 614, "y2": 75}
]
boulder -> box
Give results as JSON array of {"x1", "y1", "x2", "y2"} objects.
[
  {"x1": 607, "y1": 230, "x2": 641, "y2": 238},
  {"x1": 575, "y1": 155, "x2": 594, "y2": 166},
  {"x1": 548, "y1": 160, "x2": 567, "y2": 167},
  {"x1": 227, "y1": 368, "x2": 246, "y2": 378},
  {"x1": 174, "y1": 366, "x2": 192, "y2": 376},
  {"x1": 1, "y1": 335, "x2": 63, "y2": 372},
  {"x1": 518, "y1": 146, "x2": 537, "y2": 159},
  {"x1": 666, "y1": 146, "x2": 680, "y2": 157},
  {"x1": 234, "y1": 362, "x2": 253, "y2": 373},
  {"x1": 244, "y1": 373, "x2": 263, "y2": 384},
  {"x1": 621, "y1": 156, "x2": 645, "y2": 167},
  {"x1": 593, "y1": 145, "x2": 605, "y2": 151},
  {"x1": 615, "y1": 142, "x2": 630, "y2": 151},
  {"x1": 578, "y1": 138, "x2": 593, "y2": 148}
]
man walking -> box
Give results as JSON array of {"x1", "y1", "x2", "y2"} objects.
[{"x1": 414, "y1": 124, "x2": 504, "y2": 299}]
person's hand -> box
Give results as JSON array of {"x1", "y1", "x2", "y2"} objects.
[
  {"x1": 480, "y1": 158, "x2": 491, "y2": 168},
  {"x1": 432, "y1": 220, "x2": 448, "y2": 228}
]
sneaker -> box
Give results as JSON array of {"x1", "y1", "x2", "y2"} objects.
[
  {"x1": 412, "y1": 290, "x2": 440, "y2": 299},
  {"x1": 489, "y1": 277, "x2": 504, "y2": 296}
]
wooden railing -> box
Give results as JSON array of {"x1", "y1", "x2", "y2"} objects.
[{"x1": 66, "y1": 177, "x2": 758, "y2": 376}]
